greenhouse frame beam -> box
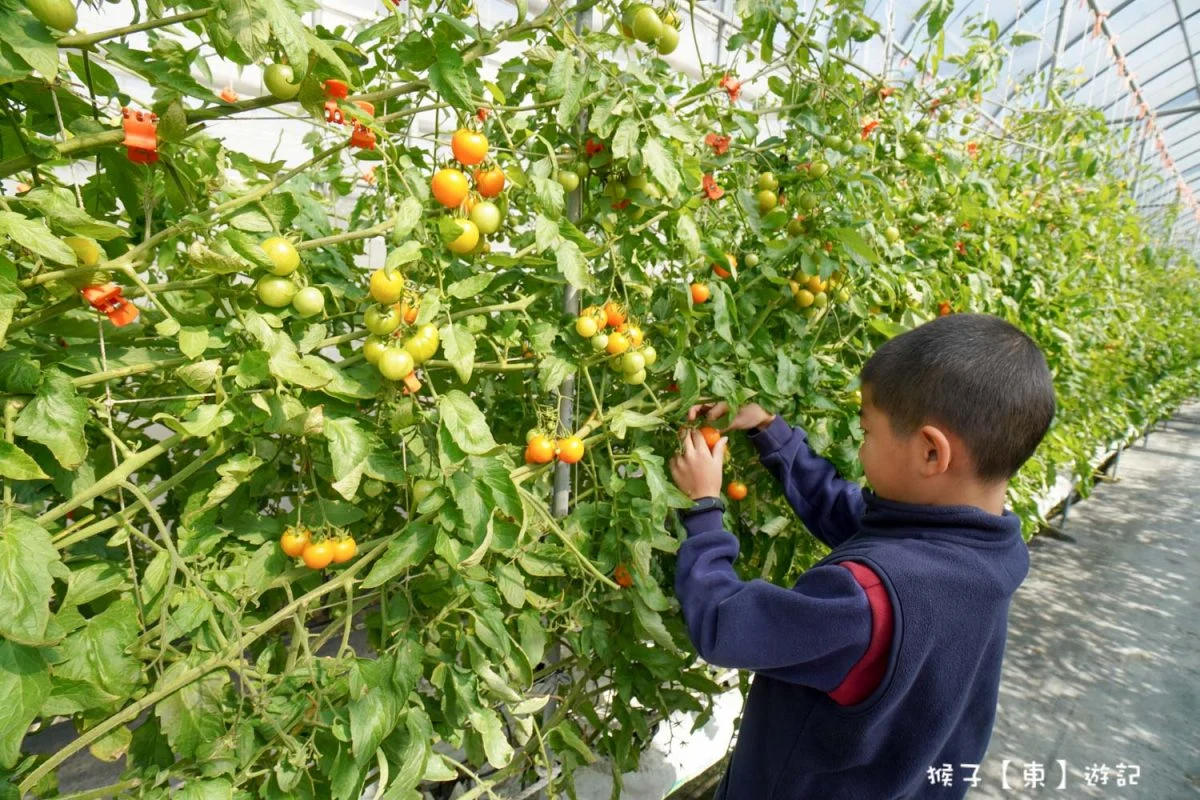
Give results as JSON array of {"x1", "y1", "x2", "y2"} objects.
[
  {"x1": 1067, "y1": 7, "x2": 1199, "y2": 101},
  {"x1": 1044, "y1": 0, "x2": 1074, "y2": 104},
  {"x1": 1110, "y1": 103, "x2": 1200, "y2": 125},
  {"x1": 1033, "y1": 0, "x2": 1136, "y2": 84},
  {"x1": 1172, "y1": 0, "x2": 1200, "y2": 109}
]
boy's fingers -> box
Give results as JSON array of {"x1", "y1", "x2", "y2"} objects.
[
  {"x1": 711, "y1": 436, "x2": 729, "y2": 465},
  {"x1": 680, "y1": 429, "x2": 696, "y2": 457},
  {"x1": 705, "y1": 401, "x2": 729, "y2": 422}
]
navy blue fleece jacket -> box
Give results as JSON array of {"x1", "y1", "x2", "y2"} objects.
[{"x1": 675, "y1": 416, "x2": 1030, "y2": 799}]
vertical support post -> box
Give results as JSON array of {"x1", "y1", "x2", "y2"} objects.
[
  {"x1": 1060, "y1": 491, "x2": 1073, "y2": 527},
  {"x1": 1130, "y1": 131, "x2": 1150, "y2": 200},
  {"x1": 1110, "y1": 446, "x2": 1121, "y2": 479},
  {"x1": 1044, "y1": 0, "x2": 1073, "y2": 106}
]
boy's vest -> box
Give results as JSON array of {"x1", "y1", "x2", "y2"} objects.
[{"x1": 717, "y1": 494, "x2": 1029, "y2": 800}]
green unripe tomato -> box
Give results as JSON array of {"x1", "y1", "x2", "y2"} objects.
[
  {"x1": 799, "y1": 193, "x2": 819, "y2": 212},
  {"x1": 757, "y1": 172, "x2": 779, "y2": 192},
  {"x1": 813, "y1": 291, "x2": 829, "y2": 308},
  {"x1": 291, "y1": 286, "x2": 325, "y2": 318},
  {"x1": 604, "y1": 181, "x2": 627, "y2": 201},
  {"x1": 641, "y1": 345, "x2": 657, "y2": 365},
  {"x1": 757, "y1": 190, "x2": 778, "y2": 214},
  {"x1": 938, "y1": 109, "x2": 952, "y2": 124},
  {"x1": 256, "y1": 276, "x2": 296, "y2": 308},
  {"x1": 884, "y1": 226, "x2": 901, "y2": 243},
  {"x1": 412, "y1": 479, "x2": 438, "y2": 504},
  {"x1": 556, "y1": 171, "x2": 580, "y2": 192},
  {"x1": 656, "y1": 25, "x2": 680, "y2": 55},
  {"x1": 263, "y1": 63, "x2": 301, "y2": 101},
  {"x1": 787, "y1": 217, "x2": 804, "y2": 237},
  {"x1": 808, "y1": 162, "x2": 830, "y2": 179},
  {"x1": 743, "y1": 253, "x2": 759, "y2": 268},
  {"x1": 261, "y1": 236, "x2": 300, "y2": 276},
  {"x1": 621, "y1": 351, "x2": 646, "y2": 374},
  {"x1": 632, "y1": 6, "x2": 663, "y2": 42},
  {"x1": 364, "y1": 304, "x2": 401, "y2": 336},
  {"x1": 26, "y1": 0, "x2": 76, "y2": 30},
  {"x1": 469, "y1": 201, "x2": 502, "y2": 235},
  {"x1": 591, "y1": 333, "x2": 610, "y2": 352},
  {"x1": 623, "y1": 369, "x2": 647, "y2": 385},
  {"x1": 625, "y1": 173, "x2": 649, "y2": 191},
  {"x1": 363, "y1": 336, "x2": 388, "y2": 364},
  {"x1": 378, "y1": 348, "x2": 416, "y2": 381}
]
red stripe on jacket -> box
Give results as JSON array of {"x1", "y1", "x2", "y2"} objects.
[{"x1": 828, "y1": 561, "x2": 893, "y2": 705}]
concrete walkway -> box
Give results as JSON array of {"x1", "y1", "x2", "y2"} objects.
[{"x1": 969, "y1": 403, "x2": 1200, "y2": 799}]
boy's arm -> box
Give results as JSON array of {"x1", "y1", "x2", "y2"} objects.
[
  {"x1": 675, "y1": 507, "x2": 872, "y2": 687},
  {"x1": 747, "y1": 416, "x2": 866, "y2": 549}
]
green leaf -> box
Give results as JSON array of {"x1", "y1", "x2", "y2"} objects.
[
  {"x1": 831, "y1": 227, "x2": 880, "y2": 265},
  {"x1": 54, "y1": 597, "x2": 141, "y2": 698},
  {"x1": 324, "y1": 415, "x2": 371, "y2": 500},
  {"x1": 531, "y1": 176, "x2": 565, "y2": 218},
  {"x1": 545, "y1": 50, "x2": 575, "y2": 100},
  {"x1": 438, "y1": 390, "x2": 497, "y2": 455},
  {"x1": 538, "y1": 354, "x2": 575, "y2": 393},
  {"x1": 156, "y1": 404, "x2": 234, "y2": 438},
  {"x1": 361, "y1": 523, "x2": 437, "y2": 589},
  {"x1": 446, "y1": 272, "x2": 495, "y2": 298},
  {"x1": 179, "y1": 327, "x2": 209, "y2": 359},
  {"x1": 19, "y1": 188, "x2": 127, "y2": 240},
  {"x1": 676, "y1": 213, "x2": 701, "y2": 258},
  {"x1": 350, "y1": 657, "x2": 399, "y2": 764},
  {"x1": 0, "y1": 211, "x2": 75, "y2": 265},
  {"x1": 260, "y1": 0, "x2": 310, "y2": 78},
  {"x1": 869, "y1": 317, "x2": 910, "y2": 339},
  {"x1": 176, "y1": 778, "x2": 233, "y2": 800},
  {"x1": 155, "y1": 661, "x2": 229, "y2": 760},
  {"x1": 643, "y1": 137, "x2": 682, "y2": 197},
  {"x1": 385, "y1": 240, "x2": 423, "y2": 271},
  {"x1": 0, "y1": 441, "x2": 48, "y2": 480},
  {"x1": 394, "y1": 197, "x2": 424, "y2": 238},
  {"x1": 920, "y1": 0, "x2": 956, "y2": 36},
  {"x1": 439, "y1": 323, "x2": 476, "y2": 383},
  {"x1": 555, "y1": 240, "x2": 590, "y2": 290},
  {"x1": 608, "y1": 409, "x2": 666, "y2": 439},
  {"x1": 14, "y1": 369, "x2": 88, "y2": 469},
  {"x1": 555, "y1": 69, "x2": 585, "y2": 129},
  {"x1": 468, "y1": 707, "x2": 514, "y2": 769},
  {"x1": 429, "y1": 40, "x2": 474, "y2": 110},
  {"x1": 0, "y1": 640, "x2": 49, "y2": 768},
  {"x1": 612, "y1": 118, "x2": 640, "y2": 161},
  {"x1": 1, "y1": 10, "x2": 58, "y2": 80}
]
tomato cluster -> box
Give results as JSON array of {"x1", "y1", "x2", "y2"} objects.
[
  {"x1": 524, "y1": 432, "x2": 587, "y2": 465},
  {"x1": 620, "y1": 3, "x2": 681, "y2": 55},
  {"x1": 573, "y1": 302, "x2": 658, "y2": 386},
  {"x1": 431, "y1": 127, "x2": 507, "y2": 257},
  {"x1": 256, "y1": 237, "x2": 326, "y2": 318},
  {"x1": 280, "y1": 527, "x2": 357, "y2": 569}
]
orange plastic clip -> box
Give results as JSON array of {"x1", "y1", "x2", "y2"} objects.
[
  {"x1": 349, "y1": 101, "x2": 376, "y2": 150},
  {"x1": 401, "y1": 372, "x2": 421, "y2": 395},
  {"x1": 122, "y1": 108, "x2": 159, "y2": 164},
  {"x1": 81, "y1": 283, "x2": 140, "y2": 326},
  {"x1": 324, "y1": 79, "x2": 350, "y2": 124}
]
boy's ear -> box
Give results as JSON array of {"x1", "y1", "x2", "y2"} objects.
[{"x1": 917, "y1": 424, "x2": 952, "y2": 477}]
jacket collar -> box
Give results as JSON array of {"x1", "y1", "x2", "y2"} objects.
[{"x1": 857, "y1": 489, "x2": 1023, "y2": 544}]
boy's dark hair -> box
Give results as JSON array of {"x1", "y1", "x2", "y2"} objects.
[{"x1": 860, "y1": 313, "x2": 1056, "y2": 481}]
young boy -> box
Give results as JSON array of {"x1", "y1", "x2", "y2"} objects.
[{"x1": 669, "y1": 313, "x2": 1056, "y2": 800}]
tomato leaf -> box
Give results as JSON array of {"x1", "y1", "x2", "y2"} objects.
[
  {"x1": 14, "y1": 369, "x2": 88, "y2": 469},
  {"x1": 155, "y1": 661, "x2": 230, "y2": 760},
  {"x1": 869, "y1": 317, "x2": 911, "y2": 339},
  {"x1": 0, "y1": 514, "x2": 63, "y2": 648},
  {"x1": 350, "y1": 656, "x2": 400, "y2": 764},
  {"x1": 545, "y1": 50, "x2": 575, "y2": 100},
  {"x1": 324, "y1": 415, "x2": 371, "y2": 500},
  {"x1": 361, "y1": 523, "x2": 438, "y2": 589},
  {"x1": 428, "y1": 38, "x2": 474, "y2": 110},
  {"x1": 438, "y1": 390, "x2": 497, "y2": 455},
  {"x1": 0, "y1": 211, "x2": 75, "y2": 265},
  {"x1": 468, "y1": 707, "x2": 514, "y2": 769},
  {"x1": 531, "y1": 176, "x2": 565, "y2": 218},
  {"x1": 612, "y1": 118, "x2": 640, "y2": 162},
  {"x1": 439, "y1": 322, "x2": 476, "y2": 383},
  {"x1": 1, "y1": 10, "x2": 57, "y2": 81},
  {"x1": 643, "y1": 137, "x2": 682, "y2": 197},
  {"x1": 538, "y1": 354, "x2": 576, "y2": 393},
  {"x1": 676, "y1": 213, "x2": 701, "y2": 258},
  {"x1": 0, "y1": 441, "x2": 48, "y2": 480},
  {"x1": 260, "y1": 0, "x2": 310, "y2": 80},
  {"x1": 555, "y1": 240, "x2": 591, "y2": 290},
  {"x1": 831, "y1": 226, "x2": 880, "y2": 265},
  {"x1": 18, "y1": 188, "x2": 127, "y2": 240},
  {"x1": 0, "y1": 640, "x2": 49, "y2": 769},
  {"x1": 555, "y1": 67, "x2": 585, "y2": 129}
]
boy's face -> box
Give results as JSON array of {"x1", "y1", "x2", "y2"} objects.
[{"x1": 857, "y1": 394, "x2": 915, "y2": 502}]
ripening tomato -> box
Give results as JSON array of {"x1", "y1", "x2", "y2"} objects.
[
  {"x1": 451, "y1": 128, "x2": 489, "y2": 166},
  {"x1": 431, "y1": 168, "x2": 470, "y2": 208},
  {"x1": 614, "y1": 563, "x2": 633, "y2": 588},
  {"x1": 623, "y1": 324, "x2": 644, "y2": 347},
  {"x1": 331, "y1": 537, "x2": 358, "y2": 563},
  {"x1": 378, "y1": 348, "x2": 416, "y2": 381},
  {"x1": 690, "y1": 282, "x2": 711, "y2": 304},
  {"x1": 370, "y1": 268, "x2": 404, "y2": 304},
  {"x1": 64, "y1": 236, "x2": 101, "y2": 267},
  {"x1": 280, "y1": 527, "x2": 311, "y2": 557},
  {"x1": 575, "y1": 315, "x2": 598, "y2": 339},
  {"x1": 474, "y1": 166, "x2": 506, "y2": 197},
  {"x1": 398, "y1": 299, "x2": 418, "y2": 324},
  {"x1": 603, "y1": 301, "x2": 626, "y2": 328},
  {"x1": 261, "y1": 236, "x2": 300, "y2": 275},
  {"x1": 525, "y1": 434, "x2": 556, "y2": 464},
  {"x1": 556, "y1": 436, "x2": 585, "y2": 464},
  {"x1": 301, "y1": 540, "x2": 334, "y2": 569},
  {"x1": 446, "y1": 219, "x2": 480, "y2": 255},
  {"x1": 363, "y1": 336, "x2": 388, "y2": 364},
  {"x1": 805, "y1": 275, "x2": 826, "y2": 294},
  {"x1": 727, "y1": 481, "x2": 748, "y2": 501},
  {"x1": 699, "y1": 426, "x2": 721, "y2": 449},
  {"x1": 257, "y1": 276, "x2": 297, "y2": 308},
  {"x1": 364, "y1": 304, "x2": 402, "y2": 336},
  {"x1": 291, "y1": 286, "x2": 325, "y2": 318},
  {"x1": 606, "y1": 331, "x2": 630, "y2": 355},
  {"x1": 469, "y1": 201, "x2": 502, "y2": 235}
]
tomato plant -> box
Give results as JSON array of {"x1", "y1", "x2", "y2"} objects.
[{"x1": 0, "y1": 0, "x2": 1198, "y2": 797}]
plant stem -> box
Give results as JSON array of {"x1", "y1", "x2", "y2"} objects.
[{"x1": 56, "y1": 8, "x2": 213, "y2": 49}]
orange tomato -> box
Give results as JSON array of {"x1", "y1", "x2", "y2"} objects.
[
  {"x1": 331, "y1": 537, "x2": 357, "y2": 563},
  {"x1": 605, "y1": 331, "x2": 630, "y2": 355},
  {"x1": 690, "y1": 282, "x2": 711, "y2": 304},
  {"x1": 614, "y1": 563, "x2": 633, "y2": 588},
  {"x1": 400, "y1": 299, "x2": 419, "y2": 324},
  {"x1": 280, "y1": 527, "x2": 310, "y2": 557},
  {"x1": 301, "y1": 540, "x2": 334, "y2": 569},
  {"x1": 556, "y1": 436, "x2": 585, "y2": 464},
  {"x1": 525, "y1": 434, "x2": 556, "y2": 464},
  {"x1": 431, "y1": 168, "x2": 469, "y2": 208},
  {"x1": 603, "y1": 301, "x2": 626, "y2": 328},
  {"x1": 451, "y1": 128, "x2": 489, "y2": 165},
  {"x1": 727, "y1": 480, "x2": 748, "y2": 500},
  {"x1": 622, "y1": 324, "x2": 644, "y2": 348},
  {"x1": 699, "y1": 426, "x2": 721, "y2": 449},
  {"x1": 474, "y1": 166, "x2": 506, "y2": 197}
]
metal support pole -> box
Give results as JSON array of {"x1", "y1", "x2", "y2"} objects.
[
  {"x1": 1131, "y1": 132, "x2": 1151, "y2": 201},
  {"x1": 1060, "y1": 491, "x2": 1073, "y2": 527},
  {"x1": 1044, "y1": 0, "x2": 1072, "y2": 105}
]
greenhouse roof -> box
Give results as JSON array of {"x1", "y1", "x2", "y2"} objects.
[{"x1": 852, "y1": 0, "x2": 1200, "y2": 255}]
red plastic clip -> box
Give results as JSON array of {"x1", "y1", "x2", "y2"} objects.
[
  {"x1": 349, "y1": 101, "x2": 376, "y2": 150},
  {"x1": 81, "y1": 283, "x2": 140, "y2": 326},
  {"x1": 122, "y1": 108, "x2": 159, "y2": 164},
  {"x1": 324, "y1": 79, "x2": 350, "y2": 124}
]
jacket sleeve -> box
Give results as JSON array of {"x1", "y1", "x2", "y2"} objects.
[
  {"x1": 747, "y1": 415, "x2": 866, "y2": 549},
  {"x1": 674, "y1": 509, "x2": 872, "y2": 690}
]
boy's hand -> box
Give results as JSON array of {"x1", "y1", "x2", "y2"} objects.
[
  {"x1": 670, "y1": 429, "x2": 727, "y2": 500},
  {"x1": 687, "y1": 401, "x2": 775, "y2": 432}
]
